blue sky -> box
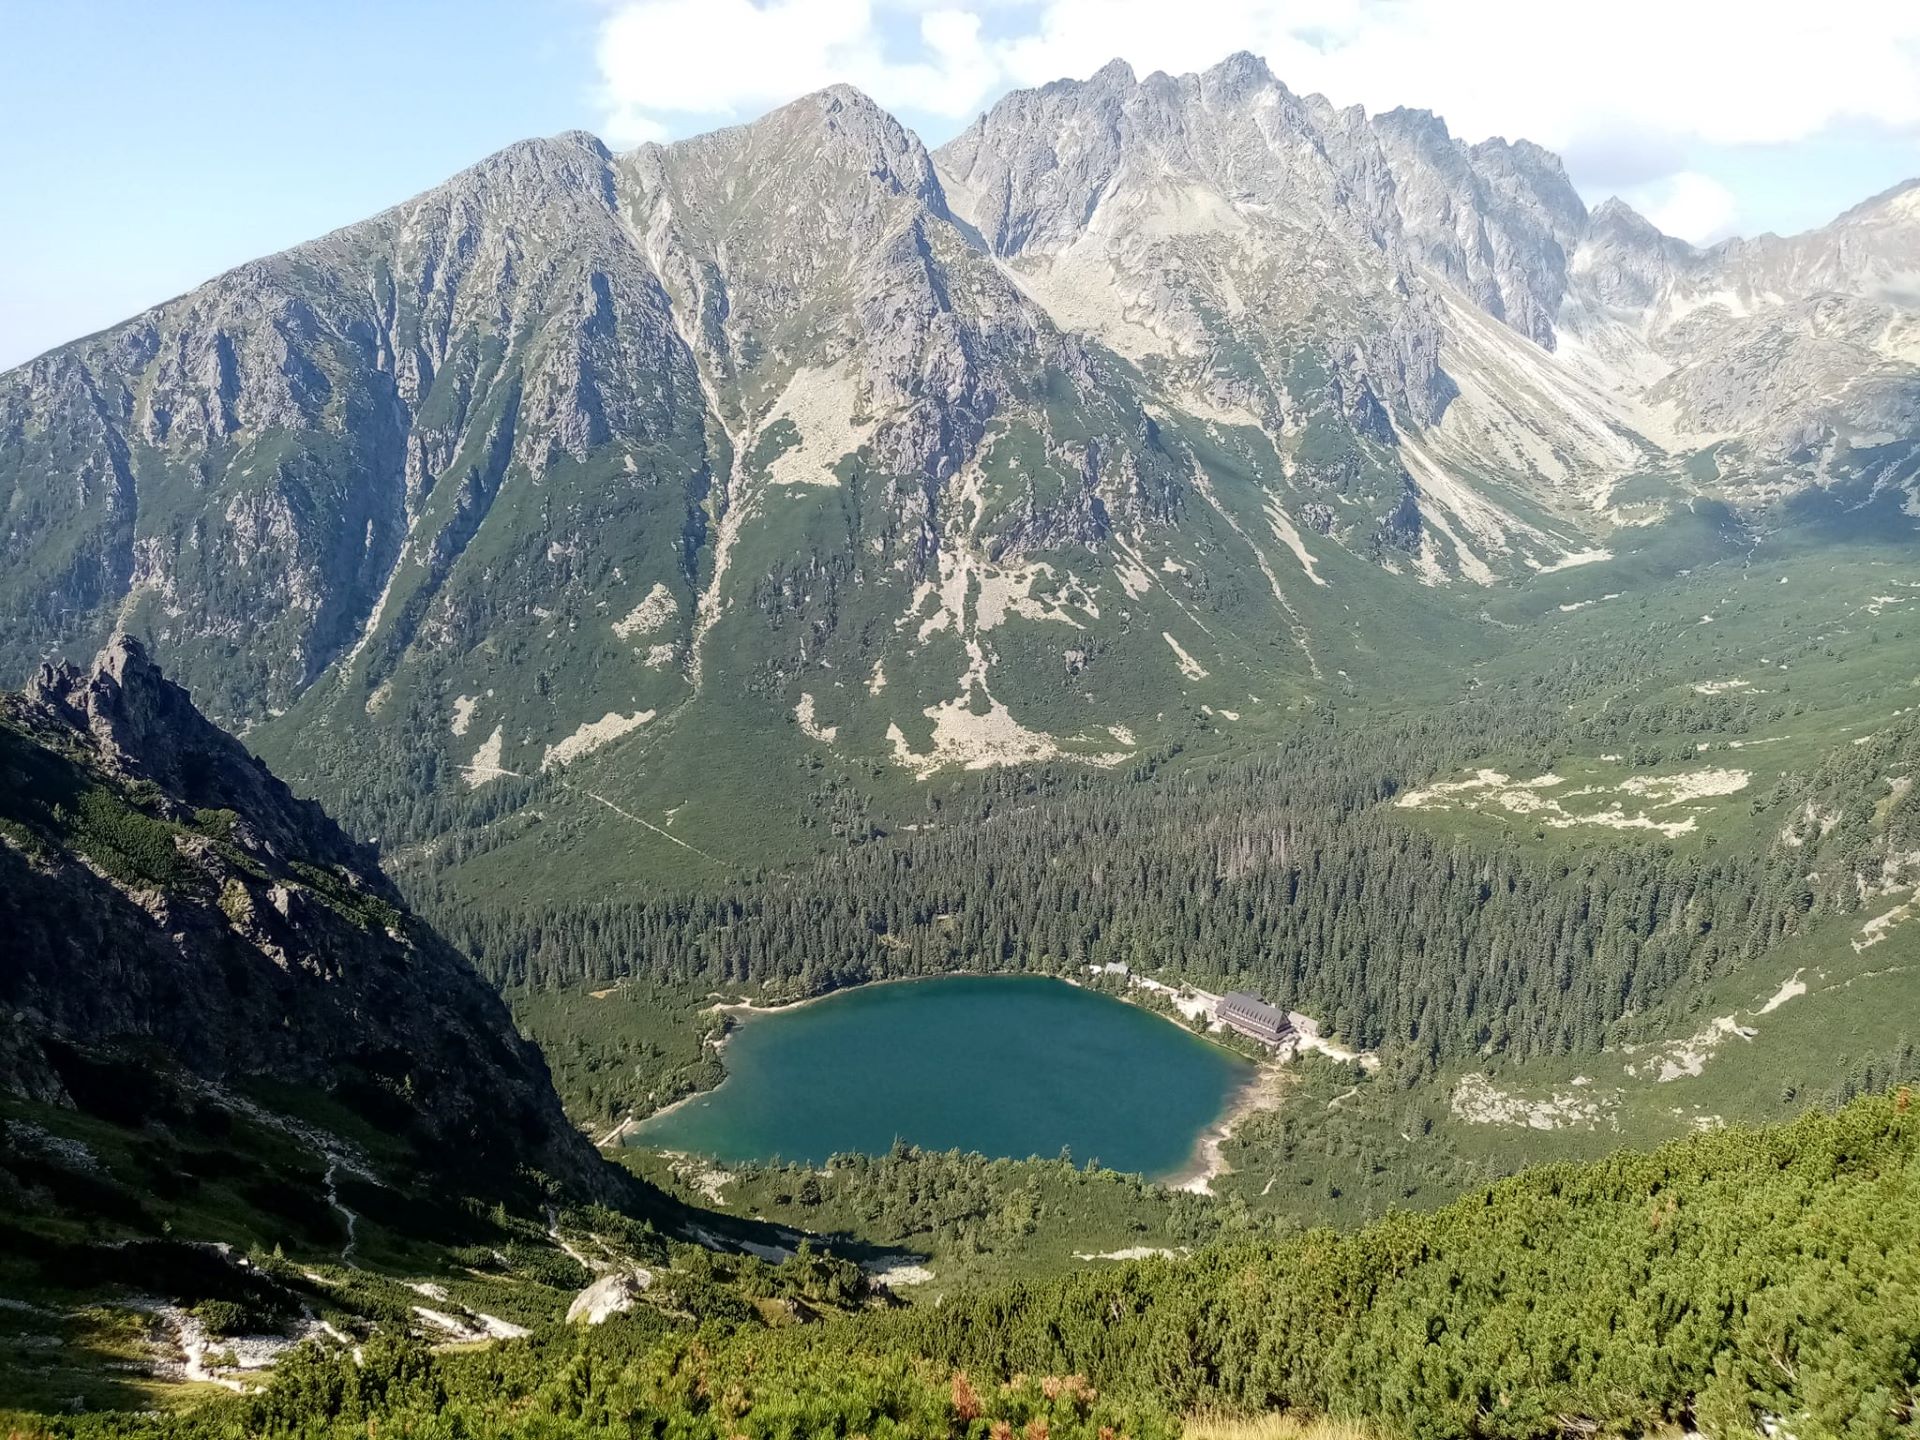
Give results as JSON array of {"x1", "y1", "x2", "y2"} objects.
[
  {"x1": 5, "y1": 0, "x2": 1919, "y2": 372},
  {"x1": 0, "y1": 1, "x2": 600, "y2": 369}
]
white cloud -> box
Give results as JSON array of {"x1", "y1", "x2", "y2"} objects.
[
  {"x1": 596, "y1": 0, "x2": 996, "y2": 146},
  {"x1": 1627, "y1": 171, "x2": 1740, "y2": 246},
  {"x1": 594, "y1": 0, "x2": 1920, "y2": 228}
]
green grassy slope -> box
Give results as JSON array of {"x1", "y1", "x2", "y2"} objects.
[{"x1": 14, "y1": 1091, "x2": 1919, "y2": 1439}]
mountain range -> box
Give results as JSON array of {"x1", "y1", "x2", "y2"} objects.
[
  {"x1": 4, "y1": 47, "x2": 1920, "y2": 1428},
  {"x1": 1, "y1": 52, "x2": 1915, "y2": 883}
]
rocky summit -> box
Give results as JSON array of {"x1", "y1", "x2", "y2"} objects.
[
  {"x1": 0, "y1": 635, "x2": 610, "y2": 1201},
  {"x1": 0, "y1": 55, "x2": 1914, "y2": 883}
]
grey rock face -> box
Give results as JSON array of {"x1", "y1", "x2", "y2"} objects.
[
  {"x1": 25, "y1": 634, "x2": 362, "y2": 866},
  {"x1": 0, "y1": 55, "x2": 1912, "y2": 814},
  {"x1": 0, "y1": 129, "x2": 705, "y2": 721},
  {"x1": 566, "y1": 1268, "x2": 653, "y2": 1323},
  {"x1": 1372, "y1": 112, "x2": 1587, "y2": 349},
  {"x1": 626, "y1": 84, "x2": 1055, "y2": 487},
  {"x1": 1559, "y1": 180, "x2": 1920, "y2": 466},
  {"x1": 0, "y1": 637, "x2": 616, "y2": 1200},
  {"x1": 936, "y1": 54, "x2": 1449, "y2": 422}
]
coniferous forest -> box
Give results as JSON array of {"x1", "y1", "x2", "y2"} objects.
[{"x1": 437, "y1": 703, "x2": 1916, "y2": 1080}]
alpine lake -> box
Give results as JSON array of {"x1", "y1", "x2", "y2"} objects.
[{"x1": 632, "y1": 975, "x2": 1251, "y2": 1180}]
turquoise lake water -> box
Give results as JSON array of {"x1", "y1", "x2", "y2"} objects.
[{"x1": 632, "y1": 975, "x2": 1249, "y2": 1178}]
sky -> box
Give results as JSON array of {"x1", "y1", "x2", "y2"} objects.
[{"x1": 5, "y1": 0, "x2": 1920, "y2": 372}]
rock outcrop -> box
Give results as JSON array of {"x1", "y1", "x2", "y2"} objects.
[
  {"x1": 0, "y1": 636, "x2": 614, "y2": 1201},
  {"x1": 0, "y1": 55, "x2": 1912, "y2": 854}
]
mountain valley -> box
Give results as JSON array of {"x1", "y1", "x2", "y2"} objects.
[
  {"x1": 1, "y1": 56, "x2": 1913, "y2": 893},
  {"x1": 2, "y1": 42, "x2": 1919, "y2": 1439}
]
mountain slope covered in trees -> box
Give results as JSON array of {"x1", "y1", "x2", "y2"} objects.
[
  {"x1": 14, "y1": 1092, "x2": 1920, "y2": 1439},
  {"x1": 0, "y1": 639, "x2": 693, "y2": 1405}
]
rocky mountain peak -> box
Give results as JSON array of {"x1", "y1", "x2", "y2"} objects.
[
  {"x1": 1374, "y1": 105, "x2": 1452, "y2": 143},
  {"x1": 26, "y1": 634, "x2": 365, "y2": 869},
  {"x1": 553, "y1": 127, "x2": 613, "y2": 159},
  {"x1": 1200, "y1": 49, "x2": 1278, "y2": 100},
  {"x1": 1587, "y1": 195, "x2": 1667, "y2": 239},
  {"x1": 1372, "y1": 106, "x2": 1586, "y2": 347},
  {"x1": 650, "y1": 82, "x2": 943, "y2": 210},
  {"x1": 1568, "y1": 195, "x2": 1697, "y2": 312},
  {"x1": 2, "y1": 639, "x2": 618, "y2": 1200},
  {"x1": 1836, "y1": 176, "x2": 1920, "y2": 227}
]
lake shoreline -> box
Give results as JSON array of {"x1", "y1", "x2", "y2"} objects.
[
  {"x1": 1161, "y1": 1059, "x2": 1293, "y2": 1194},
  {"x1": 622, "y1": 971, "x2": 1277, "y2": 1184}
]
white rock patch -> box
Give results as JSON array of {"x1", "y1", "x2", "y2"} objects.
[
  {"x1": 464, "y1": 725, "x2": 505, "y2": 789},
  {"x1": 794, "y1": 693, "x2": 837, "y2": 744},
  {"x1": 1856, "y1": 897, "x2": 1918, "y2": 953},
  {"x1": 1627, "y1": 1016, "x2": 1757, "y2": 1083},
  {"x1": 412, "y1": 1307, "x2": 529, "y2": 1342},
  {"x1": 1615, "y1": 768, "x2": 1751, "y2": 804},
  {"x1": 973, "y1": 561, "x2": 1098, "y2": 630},
  {"x1": 1536, "y1": 548, "x2": 1614, "y2": 573},
  {"x1": 450, "y1": 694, "x2": 479, "y2": 738},
  {"x1": 763, "y1": 361, "x2": 875, "y2": 487},
  {"x1": 1450, "y1": 1073, "x2": 1618, "y2": 1131},
  {"x1": 1163, "y1": 631, "x2": 1209, "y2": 680},
  {"x1": 613, "y1": 583, "x2": 677, "y2": 640},
  {"x1": 863, "y1": 1257, "x2": 935, "y2": 1287},
  {"x1": 1264, "y1": 502, "x2": 1327, "y2": 586},
  {"x1": 1115, "y1": 553, "x2": 1154, "y2": 599},
  {"x1": 1398, "y1": 766, "x2": 1749, "y2": 839},
  {"x1": 886, "y1": 650, "x2": 1129, "y2": 779},
  {"x1": 1072, "y1": 1246, "x2": 1181, "y2": 1262},
  {"x1": 543, "y1": 711, "x2": 656, "y2": 771},
  {"x1": 567, "y1": 1269, "x2": 653, "y2": 1325},
  {"x1": 1558, "y1": 592, "x2": 1622, "y2": 612},
  {"x1": 888, "y1": 702, "x2": 1057, "y2": 778},
  {"x1": 1756, "y1": 970, "x2": 1807, "y2": 1015},
  {"x1": 885, "y1": 542, "x2": 1121, "y2": 778}
]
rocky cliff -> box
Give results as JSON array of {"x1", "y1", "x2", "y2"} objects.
[
  {"x1": 0, "y1": 55, "x2": 1913, "y2": 881},
  {"x1": 0, "y1": 635, "x2": 612, "y2": 1200}
]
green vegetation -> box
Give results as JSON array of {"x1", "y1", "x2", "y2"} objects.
[
  {"x1": 514, "y1": 980, "x2": 726, "y2": 1130},
  {"x1": 0, "y1": 1067, "x2": 672, "y2": 1410},
  {"x1": 12, "y1": 1092, "x2": 1918, "y2": 1438},
  {"x1": 451, "y1": 689, "x2": 1913, "y2": 1083},
  {"x1": 0, "y1": 717, "x2": 196, "y2": 893},
  {"x1": 418, "y1": 508, "x2": 1918, "y2": 1237},
  {"x1": 902, "y1": 1091, "x2": 1920, "y2": 1439},
  {"x1": 630, "y1": 1142, "x2": 1257, "y2": 1291}
]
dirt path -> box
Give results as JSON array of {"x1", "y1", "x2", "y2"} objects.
[{"x1": 323, "y1": 1159, "x2": 359, "y2": 1265}]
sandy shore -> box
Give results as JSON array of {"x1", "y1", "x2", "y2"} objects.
[
  {"x1": 1161, "y1": 1061, "x2": 1294, "y2": 1195},
  {"x1": 593, "y1": 1115, "x2": 642, "y2": 1147}
]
